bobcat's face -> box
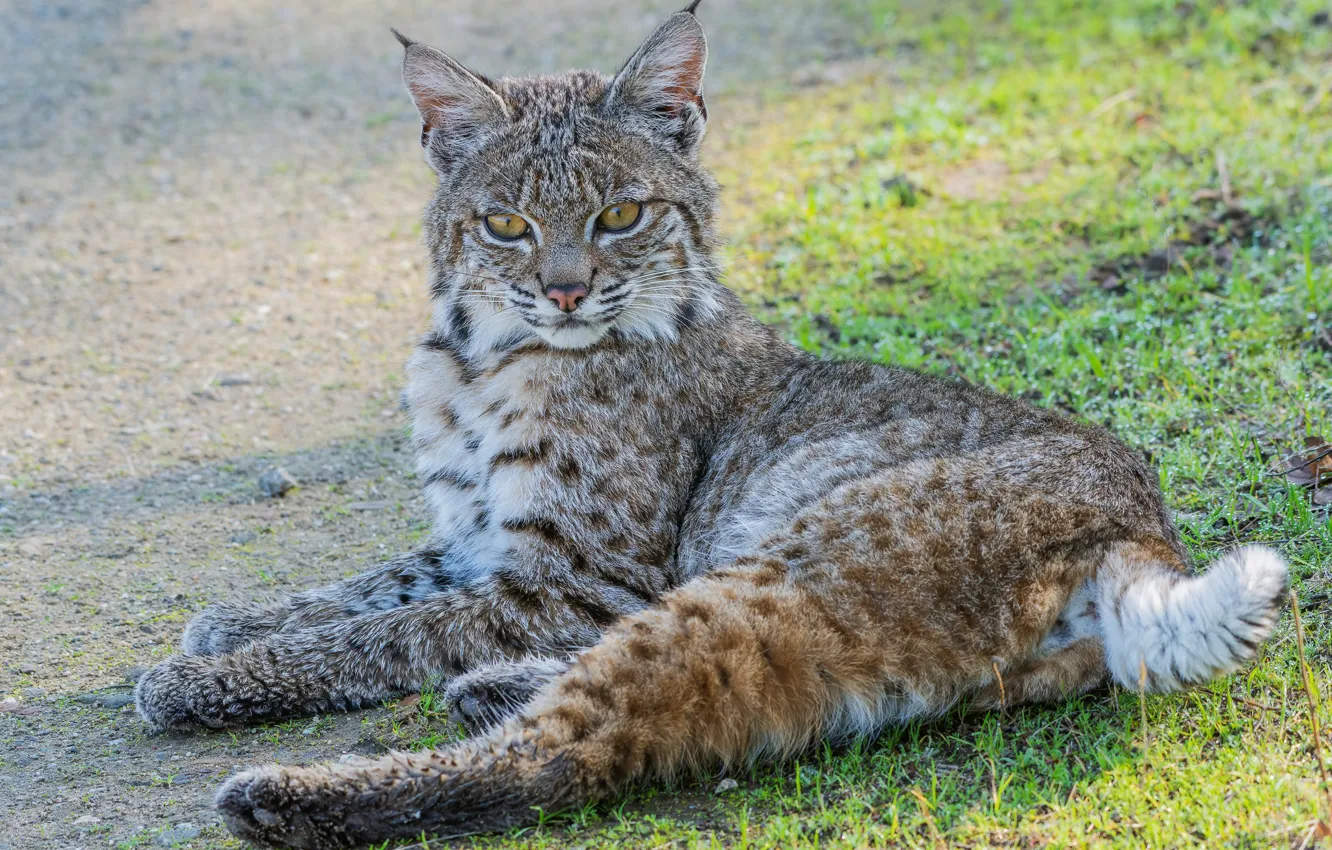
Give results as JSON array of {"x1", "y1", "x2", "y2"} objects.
[{"x1": 398, "y1": 16, "x2": 720, "y2": 354}]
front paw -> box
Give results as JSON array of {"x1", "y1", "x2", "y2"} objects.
[
  {"x1": 135, "y1": 655, "x2": 232, "y2": 730},
  {"x1": 445, "y1": 658, "x2": 569, "y2": 736},
  {"x1": 182, "y1": 602, "x2": 275, "y2": 656}
]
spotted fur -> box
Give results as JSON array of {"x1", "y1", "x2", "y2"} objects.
[{"x1": 127, "y1": 7, "x2": 1287, "y2": 847}]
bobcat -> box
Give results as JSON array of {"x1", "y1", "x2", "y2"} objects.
[{"x1": 132, "y1": 5, "x2": 1288, "y2": 847}]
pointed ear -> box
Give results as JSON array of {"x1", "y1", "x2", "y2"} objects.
[
  {"x1": 603, "y1": 11, "x2": 709, "y2": 155},
  {"x1": 392, "y1": 28, "x2": 508, "y2": 174}
]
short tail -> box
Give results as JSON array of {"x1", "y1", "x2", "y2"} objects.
[{"x1": 1098, "y1": 543, "x2": 1289, "y2": 692}]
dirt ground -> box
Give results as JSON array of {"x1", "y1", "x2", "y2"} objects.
[{"x1": 0, "y1": 0, "x2": 882, "y2": 847}]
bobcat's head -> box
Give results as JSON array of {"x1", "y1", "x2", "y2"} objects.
[{"x1": 396, "y1": 5, "x2": 722, "y2": 354}]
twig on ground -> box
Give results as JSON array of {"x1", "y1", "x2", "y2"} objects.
[
  {"x1": 1237, "y1": 696, "x2": 1281, "y2": 713},
  {"x1": 1215, "y1": 149, "x2": 1235, "y2": 208},
  {"x1": 1086, "y1": 88, "x2": 1137, "y2": 122}
]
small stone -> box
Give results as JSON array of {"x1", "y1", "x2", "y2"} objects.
[
  {"x1": 18, "y1": 664, "x2": 35, "y2": 674},
  {"x1": 347, "y1": 500, "x2": 392, "y2": 511},
  {"x1": 228, "y1": 531, "x2": 257, "y2": 545},
  {"x1": 159, "y1": 823, "x2": 201, "y2": 845},
  {"x1": 20, "y1": 686, "x2": 45, "y2": 699},
  {"x1": 713, "y1": 777, "x2": 739, "y2": 794},
  {"x1": 73, "y1": 815, "x2": 100, "y2": 826},
  {"x1": 258, "y1": 466, "x2": 298, "y2": 498},
  {"x1": 216, "y1": 373, "x2": 253, "y2": 387}
]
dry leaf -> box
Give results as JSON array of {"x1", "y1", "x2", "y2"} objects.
[
  {"x1": 1276, "y1": 439, "x2": 1332, "y2": 487},
  {"x1": 392, "y1": 693, "x2": 422, "y2": 722}
]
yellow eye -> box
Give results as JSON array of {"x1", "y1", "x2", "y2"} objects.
[
  {"x1": 597, "y1": 201, "x2": 642, "y2": 232},
  {"x1": 484, "y1": 213, "x2": 530, "y2": 240}
]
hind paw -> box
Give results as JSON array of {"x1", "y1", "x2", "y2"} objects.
[{"x1": 217, "y1": 765, "x2": 349, "y2": 849}]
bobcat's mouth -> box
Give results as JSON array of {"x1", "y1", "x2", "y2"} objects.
[{"x1": 534, "y1": 314, "x2": 609, "y2": 350}]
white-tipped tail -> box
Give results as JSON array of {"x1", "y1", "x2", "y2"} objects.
[{"x1": 1099, "y1": 545, "x2": 1288, "y2": 692}]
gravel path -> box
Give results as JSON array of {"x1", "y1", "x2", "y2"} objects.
[{"x1": 0, "y1": 1, "x2": 879, "y2": 846}]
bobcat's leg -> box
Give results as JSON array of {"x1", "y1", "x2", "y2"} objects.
[
  {"x1": 137, "y1": 571, "x2": 633, "y2": 730},
  {"x1": 213, "y1": 471, "x2": 1133, "y2": 847},
  {"x1": 969, "y1": 639, "x2": 1108, "y2": 712},
  {"x1": 181, "y1": 550, "x2": 455, "y2": 656},
  {"x1": 443, "y1": 657, "x2": 572, "y2": 736}
]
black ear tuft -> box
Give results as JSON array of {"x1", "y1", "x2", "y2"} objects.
[
  {"x1": 683, "y1": 0, "x2": 703, "y2": 14},
  {"x1": 390, "y1": 27, "x2": 415, "y2": 49}
]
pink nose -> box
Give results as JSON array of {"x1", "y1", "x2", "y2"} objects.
[{"x1": 545, "y1": 283, "x2": 588, "y2": 313}]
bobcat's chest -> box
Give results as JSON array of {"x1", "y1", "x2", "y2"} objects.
[{"x1": 405, "y1": 341, "x2": 608, "y2": 576}]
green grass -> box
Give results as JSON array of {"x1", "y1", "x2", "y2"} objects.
[{"x1": 378, "y1": 1, "x2": 1332, "y2": 846}]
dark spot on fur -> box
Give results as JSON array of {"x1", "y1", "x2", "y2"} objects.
[
  {"x1": 572, "y1": 678, "x2": 616, "y2": 709},
  {"x1": 490, "y1": 439, "x2": 551, "y2": 471},
  {"x1": 628, "y1": 498, "x2": 655, "y2": 525},
  {"x1": 424, "y1": 467, "x2": 476, "y2": 490},
  {"x1": 550, "y1": 705, "x2": 592, "y2": 742},
  {"x1": 485, "y1": 343, "x2": 545, "y2": 378},
  {"x1": 449, "y1": 304, "x2": 472, "y2": 345},
  {"x1": 496, "y1": 573, "x2": 545, "y2": 617},
  {"x1": 570, "y1": 591, "x2": 626, "y2": 634},
  {"x1": 627, "y1": 638, "x2": 659, "y2": 662},
  {"x1": 758, "y1": 638, "x2": 791, "y2": 686},
  {"x1": 421, "y1": 331, "x2": 478, "y2": 384},
  {"x1": 676, "y1": 298, "x2": 698, "y2": 331},
  {"x1": 501, "y1": 516, "x2": 562, "y2": 544},
  {"x1": 556, "y1": 455, "x2": 581, "y2": 484},
  {"x1": 633, "y1": 533, "x2": 673, "y2": 569},
  {"x1": 675, "y1": 600, "x2": 712, "y2": 625},
  {"x1": 746, "y1": 595, "x2": 780, "y2": 618}
]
